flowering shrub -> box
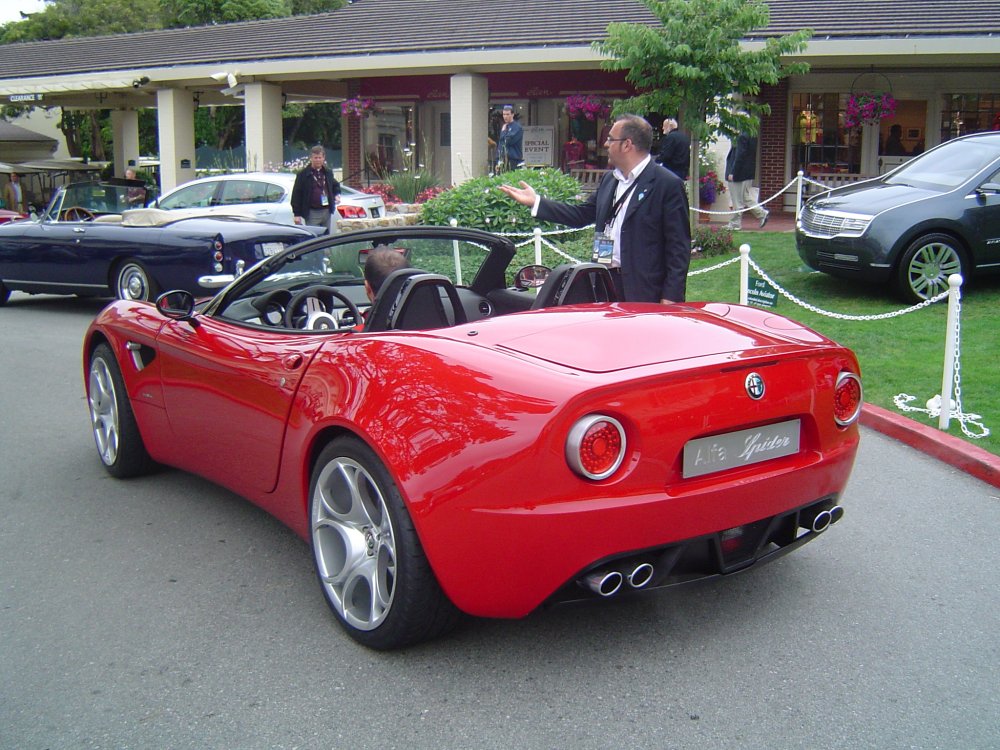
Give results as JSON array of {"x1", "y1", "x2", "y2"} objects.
[
  {"x1": 415, "y1": 186, "x2": 446, "y2": 203},
  {"x1": 565, "y1": 95, "x2": 611, "y2": 121},
  {"x1": 699, "y1": 170, "x2": 725, "y2": 204},
  {"x1": 360, "y1": 182, "x2": 397, "y2": 206},
  {"x1": 845, "y1": 91, "x2": 897, "y2": 128},
  {"x1": 341, "y1": 96, "x2": 377, "y2": 118},
  {"x1": 691, "y1": 225, "x2": 736, "y2": 257}
]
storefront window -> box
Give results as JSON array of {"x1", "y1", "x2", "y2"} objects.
[
  {"x1": 559, "y1": 100, "x2": 611, "y2": 171},
  {"x1": 361, "y1": 104, "x2": 416, "y2": 183},
  {"x1": 940, "y1": 94, "x2": 1000, "y2": 140},
  {"x1": 791, "y1": 93, "x2": 861, "y2": 176}
]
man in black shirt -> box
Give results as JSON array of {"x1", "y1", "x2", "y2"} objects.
[{"x1": 291, "y1": 145, "x2": 341, "y2": 233}]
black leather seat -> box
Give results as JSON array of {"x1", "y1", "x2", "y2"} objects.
[
  {"x1": 530, "y1": 262, "x2": 619, "y2": 309},
  {"x1": 365, "y1": 268, "x2": 468, "y2": 332}
]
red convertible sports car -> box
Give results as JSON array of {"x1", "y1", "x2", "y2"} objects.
[{"x1": 84, "y1": 225, "x2": 862, "y2": 649}]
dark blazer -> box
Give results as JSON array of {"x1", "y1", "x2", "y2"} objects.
[
  {"x1": 657, "y1": 130, "x2": 691, "y2": 179},
  {"x1": 290, "y1": 165, "x2": 341, "y2": 219},
  {"x1": 536, "y1": 159, "x2": 691, "y2": 302},
  {"x1": 725, "y1": 134, "x2": 758, "y2": 182}
]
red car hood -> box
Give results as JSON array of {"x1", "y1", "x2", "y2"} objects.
[{"x1": 436, "y1": 303, "x2": 834, "y2": 374}]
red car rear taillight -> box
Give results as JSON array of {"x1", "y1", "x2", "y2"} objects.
[
  {"x1": 566, "y1": 415, "x2": 626, "y2": 480},
  {"x1": 834, "y1": 372, "x2": 863, "y2": 427},
  {"x1": 337, "y1": 204, "x2": 366, "y2": 218}
]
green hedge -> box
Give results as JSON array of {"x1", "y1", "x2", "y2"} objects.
[{"x1": 419, "y1": 167, "x2": 585, "y2": 232}]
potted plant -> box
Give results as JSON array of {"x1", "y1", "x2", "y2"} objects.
[
  {"x1": 844, "y1": 91, "x2": 897, "y2": 128},
  {"x1": 341, "y1": 96, "x2": 378, "y2": 118}
]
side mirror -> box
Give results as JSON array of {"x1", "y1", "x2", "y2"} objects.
[
  {"x1": 975, "y1": 182, "x2": 1000, "y2": 198},
  {"x1": 514, "y1": 264, "x2": 552, "y2": 290},
  {"x1": 156, "y1": 290, "x2": 196, "y2": 321}
]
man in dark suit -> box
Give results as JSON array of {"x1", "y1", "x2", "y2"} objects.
[
  {"x1": 657, "y1": 116, "x2": 690, "y2": 180},
  {"x1": 500, "y1": 114, "x2": 691, "y2": 303}
]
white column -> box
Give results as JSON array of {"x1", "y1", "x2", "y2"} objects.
[
  {"x1": 111, "y1": 109, "x2": 140, "y2": 177},
  {"x1": 156, "y1": 88, "x2": 196, "y2": 192},
  {"x1": 860, "y1": 122, "x2": 880, "y2": 176},
  {"x1": 243, "y1": 82, "x2": 284, "y2": 173},
  {"x1": 449, "y1": 73, "x2": 488, "y2": 186}
]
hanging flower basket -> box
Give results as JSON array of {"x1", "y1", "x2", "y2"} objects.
[
  {"x1": 341, "y1": 97, "x2": 377, "y2": 118},
  {"x1": 844, "y1": 91, "x2": 897, "y2": 128},
  {"x1": 845, "y1": 70, "x2": 896, "y2": 128},
  {"x1": 565, "y1": 95, "x2": 611, "y2": 121}
]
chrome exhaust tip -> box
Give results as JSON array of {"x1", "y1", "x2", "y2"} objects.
[
  {"x1": 829, "y1": 505, "x2": 844, "y2": 525},
  {"x1": 582, "y1": 570, "x2": 623, "y2": 597},
  {"x1": 811, "y1": 509, "x2": 832, "y2": 533},
  {"x1": 627, "y1": 563, "x2": 655, "y2": 589}
]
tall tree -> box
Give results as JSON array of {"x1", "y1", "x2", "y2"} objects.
[{"x1": 595, "y1": 0, "x2": 812, "y2": 219}]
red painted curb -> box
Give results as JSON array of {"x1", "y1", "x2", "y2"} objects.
[{"x1": 860, "y1": 403, "x2": 1000, "y2": 489}]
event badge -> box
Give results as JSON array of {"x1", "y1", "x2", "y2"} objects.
[
  {"x1": 320, "y1": 192, "x2": 330, "y2": 207},
  {"x1": 592, "y1": 232, "x2": 614, "y2": 265}
]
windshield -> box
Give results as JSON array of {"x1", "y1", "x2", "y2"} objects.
[
  {"x1": 886, "y1": 139, "x2": 1000, "y2": 191},
  {"x1": 50, "y1": 182, "x2": 149, "y2": 219},
  {"x1": 256, "y1": 235, "x2": 492, "y2": 290}
]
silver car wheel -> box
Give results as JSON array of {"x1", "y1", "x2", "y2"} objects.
[
  {"x1": 88, "y1": 355, "x2": 120, "y2": 466},
  {"x1": 905, "y1": 238, "x2": 963, "y2": 300},
  {"x1": 311, "y1": 456, "x2": 397, "y2": 632},
  {"x1": 117, "y1": 262, "x2": 153, "y2": 301}
]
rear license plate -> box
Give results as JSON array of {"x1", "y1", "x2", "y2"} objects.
[
  {"x1": 261, "y1": 242, "x2": 284, "y2": 256},
  {"x1": 371, "y1": 208, "x2": 380, "y2": 218},
  {"x1": 682, "y1": 419, "x2": 801, "y2": 479}
]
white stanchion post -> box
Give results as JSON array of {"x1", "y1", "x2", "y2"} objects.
[
  {"x1": 533, "y1": 227, "x2": 542, "y2": 266},
  {"x1": 449, "y1": 218, "x2": 463, "y2": 285},
  {"x1": 739, "y1": 244, "x2": 751, "y2": 305},
  {"x1": 795, "y1": 170, "x2": 804, "y2": 221},
  {"x1": 938, "y1": 273, "x2": 963, "y2": 430}
]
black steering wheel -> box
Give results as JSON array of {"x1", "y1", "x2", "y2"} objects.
[{"x1": 283, "y1": 285, "x2": 363, "y2": 330}]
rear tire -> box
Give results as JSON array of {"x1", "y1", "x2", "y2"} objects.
[
  {"x1": 88, "y1": 343, "x2": 153, "y2": 478},
  {"x1": 116, "y1": 261, "x2": 159, "y2": 301},
  {"x1": 895, "y1": 233, "x2": 966, "y2": 303},
  {"x1": 0, "y1": 280, "x2": 9, "y2": 306},
  {"x1": 309, "y1": 437, "x2": 460, "y2": 649}
]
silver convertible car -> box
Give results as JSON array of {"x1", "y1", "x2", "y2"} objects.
[{"x1": 0, "y1": 179, "x2": 316, "y2": 305}]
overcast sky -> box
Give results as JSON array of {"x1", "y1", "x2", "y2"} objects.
[{"x1": 0, "y1": 0, "x2": 47, "y2": 26}]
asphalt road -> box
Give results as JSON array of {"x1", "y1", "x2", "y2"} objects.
[{"x1": 1, "y1": 291, "x2": 997, "y2": 750}]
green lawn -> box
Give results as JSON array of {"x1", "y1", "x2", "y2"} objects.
[{"x1": 515, "y1": 230, "x2": 999, "y2": 456}]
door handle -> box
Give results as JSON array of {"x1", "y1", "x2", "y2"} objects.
[
  {"x1": 73, "y1": 228, "x2": 86, "y2": 233},
  {"x1": 283, "y1": 353, "x2": 304, "y2": 370}
]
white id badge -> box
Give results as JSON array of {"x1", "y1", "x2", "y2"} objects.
[
  {"x1": 592, "y1": 232, "x2": 614, "y2": 265},
  {"x1": 320, "y1": 193, "x2": 330, "y2": 207}
]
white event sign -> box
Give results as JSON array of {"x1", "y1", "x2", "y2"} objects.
[{"x1": 522, "y1": 126, "x2": 554, "y2": 166}]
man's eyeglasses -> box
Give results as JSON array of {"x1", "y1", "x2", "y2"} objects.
[{"x1": 605, "y1": 136, "x2": 629, "y2": 144}]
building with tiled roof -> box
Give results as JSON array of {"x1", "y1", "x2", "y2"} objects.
[{"x1": 0, "y1": 0, "x2": 998, "y2": 203}]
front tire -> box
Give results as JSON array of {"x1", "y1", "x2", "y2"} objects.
[
  {"x1": 115, "y1": 261, "x2": 159, "y2": 301},
  {"x1": 895, "y1": 233, "x2": 966, "y2": 303},
  {"x1": 309, "y1": 437, "x2": 460, "y2": 649},
  {"x1": 88, "y1": 343, "x2": 153, "y2": 478}
]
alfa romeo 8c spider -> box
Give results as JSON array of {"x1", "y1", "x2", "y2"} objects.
[{"x1": 84, "y1": 225, "x2": 862, "y2": 649}]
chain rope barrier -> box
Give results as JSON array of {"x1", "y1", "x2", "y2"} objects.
[
  {"x1": 453, "y1": 178, "x2": 990, "y2": 440},
  {"x1": 690, "y1": 175, "x2": 801, "y2": 216}
]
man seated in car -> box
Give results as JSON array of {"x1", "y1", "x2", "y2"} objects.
[{"x1": 363, "y1": 246, "x2": 411, "y2": 302}]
